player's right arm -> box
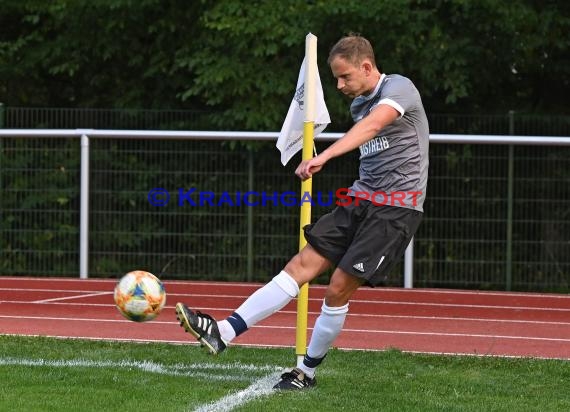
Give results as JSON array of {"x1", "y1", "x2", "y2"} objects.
[{"x1": 295, "y1": 104, "x2": 399, "y2": 181}]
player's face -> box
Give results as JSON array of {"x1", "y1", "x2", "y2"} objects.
[{"x1": 329, "y1": 56, "x2": 373, "y2": 98}]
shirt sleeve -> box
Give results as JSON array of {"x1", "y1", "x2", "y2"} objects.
[{"x1": 372, "y1": 76, "x2": 417, "y2": 118}]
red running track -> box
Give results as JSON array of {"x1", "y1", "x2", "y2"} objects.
[{"x1": 1, "y1": 276, "x2": 569, "y2": 359}]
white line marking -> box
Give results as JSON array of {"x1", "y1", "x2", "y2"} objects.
[
  {"x1": 0, "y1": 333, "x2": 291, "y2": 348},
  {"x1": 3, "y1": 312, "x2": 569, "y2": 331},
  {"x1": 167, "y1": 299, "x2": 570, "y2": 312},
  {"x1": 2, "y1": 315, "x2": 568, "y2": 342},
  {"x1": 0, "y1": 315, "x2": 166, "y2": 323},
  {"x1": 0, "y1": 353, "x2": 284, "y2": 411},
  {"x1": 0, "y1": 356, "x2": 280, "y2": 382},
  {"x1": 175, "y1": 296, "x2": 570, "y2": 311},
  {"x1": 0, "y1": 300, "x2": 113, "y2": 307},
  {"x1": 3, "y1": 306, "x2": 570, "y2": 327},
  {"x1": 344, "y1": 313, "x2": 570, "y2": 325},
  {"x1": 192, "y1": 372, "x2": 282, "y2": 412},
  {"x1": 342, "y1": 328, "x2": 570, "y2": 342},
  {"x1": 3, "y1": 334, "x2": 569, "y2": 360},
  {"x1": 1, "y1": 288, "x2": 111, "y2": 293},
  {"x1": 32, "y1": 291, "x2": 111, "y2": 303},
  {"x1": 2, "y1": 277, "x2": 569, "y2": 299},
  {"x1": 2, "y1": 295, "x2": 569, "y2": 312},
  {"x1": 400, "y1": 350, "x2": 570, "y2": 361}
]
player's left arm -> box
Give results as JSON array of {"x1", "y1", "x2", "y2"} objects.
[{"x1": 295, "y1": 104, "x2": 400, "y2": 180}]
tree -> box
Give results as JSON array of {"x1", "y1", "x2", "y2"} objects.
[{"x1": 1, "y1": 0, "x2": 568, "y2": 130}]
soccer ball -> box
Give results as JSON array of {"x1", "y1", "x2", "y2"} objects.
[{"x1": 114, "y1": 270, "x2": 166, "y2": 322}]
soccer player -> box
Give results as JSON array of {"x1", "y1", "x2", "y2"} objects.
[{"x1": 175, "y1": 34, "x2": 429, "y2": 390}]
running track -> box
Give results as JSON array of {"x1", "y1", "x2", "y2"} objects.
[{"x1": 1, "y1": 277, "x2": 569, "y2": 359}]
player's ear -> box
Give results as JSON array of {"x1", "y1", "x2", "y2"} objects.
[{"x1": 361, "y1": 61, "x2": 373, "y2": 75}]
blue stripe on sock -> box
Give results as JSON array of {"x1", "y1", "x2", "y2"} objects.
[
  {"x1": 226, "y1": 312, "x2": 248, "y2": 337},
  {"x1": 303, "y1": 354, "x2": 326, "y2": 368}
]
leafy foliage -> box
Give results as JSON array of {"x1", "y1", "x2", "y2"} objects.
[{"x1": 1, "y1": 0, "x2": 569, "y2": 130}]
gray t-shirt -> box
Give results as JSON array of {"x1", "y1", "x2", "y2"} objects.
[{"x1": 348, "y1": 74, "x2": 429, "y2": 212}]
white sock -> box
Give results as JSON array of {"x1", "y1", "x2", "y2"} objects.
[
  {"x1": 217, "y1": 271, "x2": 299, "y2": 343},
  {"x1": 297, "y1": 364, "x2": 317, "y2": 379},
  {"x1": 217, "y1": 319, "x2": 235, "y2": 343},
  {"x1": 298, "y1": 301, "x2": 349, "y2": 378}
]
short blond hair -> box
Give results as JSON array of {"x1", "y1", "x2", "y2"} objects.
[{"x1": 327, "y1": 34, "x2": 377, "y2": 68}]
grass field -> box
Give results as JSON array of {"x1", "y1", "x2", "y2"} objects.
[{"x1": 1, "y1": 335, "x2": 569, "y2": 412}]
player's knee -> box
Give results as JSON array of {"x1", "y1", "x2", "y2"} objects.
[
  {"x1": 324, "y1": 276, "x2": 361, "y2": 306},
  {"x1": 324, "y1": 286, "x2": 350, "y2": 307}
]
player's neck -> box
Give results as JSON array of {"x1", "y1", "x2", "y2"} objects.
[{"x1": 364, "y1": 72, "x2": 382, "y2": 96}]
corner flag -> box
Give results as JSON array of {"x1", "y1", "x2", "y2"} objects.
[
  {"x1": 276, "y1": 33, "x2": 326, "y2": 365},
  {"x1": 276, "y1": 54, "x2": 330, "y2": 166}
]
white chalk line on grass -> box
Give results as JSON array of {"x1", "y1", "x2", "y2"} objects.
[
  {"x1": 0, "y1": 355, "x2": 285, "y2": 411},
  {"x1": 0, "y1": 356, "x2": 280, "y2": 383},
  {"x1": 192, "y1": 371, "x2": 283, "y2": 412}
]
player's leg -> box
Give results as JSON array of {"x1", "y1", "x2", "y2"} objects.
[
  {"x1": 296, "y1": 206, "x2": 422, "y2": 370},
  {"x1": 273, "y1": 268, "x2": 362, "y2": 389},
  {"x1": 273, "y1": 204, "x2": 423, "y2": 389},
  {"x1": 176, "y1": 204, "x2": 356, "y2": 355},
  {"x1": 176, "y1": 244, "x2": 331, "y2": 354},
  {"x1": 216, "y1": 244, "x2": 330, "y2": 341},
  {"x1": 300, "y1": 268, "x2": 363, "y2": 370}
]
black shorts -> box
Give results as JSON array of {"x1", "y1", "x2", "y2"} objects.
[{"x1": 303, "y1": 200, "x2": 423, "y2": 287}]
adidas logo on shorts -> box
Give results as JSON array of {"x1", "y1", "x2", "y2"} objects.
[{"x1": 353, "y1": 262, "x2": 365, "y2": 272}]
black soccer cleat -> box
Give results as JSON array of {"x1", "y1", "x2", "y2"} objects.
[
  {"x1": 273, "y1": 368, "x2": 316, "y2": 390},
  {"x1": 175, "y1": 303, "x2": 227, "y2": 355}
]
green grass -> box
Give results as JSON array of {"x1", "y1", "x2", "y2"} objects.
[{"x1": 1, "y1": 335, "x2": 569, "y2": 412}]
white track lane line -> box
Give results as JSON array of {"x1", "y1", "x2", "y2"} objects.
[
  {"x1": 3, "y1": 292, "x2": 569, "y2": 312},
  {"x1": 4, "y1": 333, "x2": 569, "y2": 361},
  {"x1": 2, "y1": 277, "x2": 569, "y2": 299},
  {"x1": 32, "y1": 291, "x2": 112, "y2": 303},
  {"x1": 1, "y1": 315, "x2": 568, "y2": 343},
  {"x1": 2, "y1": 302, "x2": 570, "y2": 326},
  {"x1": 1, "y1": 287, "x2": 112, "y2": 293}
]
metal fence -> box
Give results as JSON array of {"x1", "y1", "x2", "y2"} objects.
[
  {"x1": 0, "y1": 105, "x2": 214, "y2": 131},
  {"x1": 1, "y1": 129, "x2": 569, "y2": 292},
  {"x1": 2, "y1": 105, "x2": 570, "y2": 136}
]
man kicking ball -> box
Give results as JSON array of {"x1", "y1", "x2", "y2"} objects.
[{"x1": 176, "y1": 33, "x2": 429, "y2": 390}]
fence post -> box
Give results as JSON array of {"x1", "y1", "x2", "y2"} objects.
[
  {"x1": 0, "y1": 103, "x2": 5, "y2": 128},
  {"x1": 404, "y1": 237, "x2": 414, "y2": 288},
  {"x1": 506, "y1": 111, "x2": 515, "y2": 291},
  {"x1": 0, "y1": 104, "x2": 3, "y2": 241},
  {"x1": 80, "y1": 134, "x2": 90, "y2": 279},
  {"x1": 247, "y1": 149, "x2": 254, "y2": 281}
]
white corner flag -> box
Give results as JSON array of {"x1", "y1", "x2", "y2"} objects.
[{"x1": 276, "y1": 57, "x2": 330, "y2": 166}]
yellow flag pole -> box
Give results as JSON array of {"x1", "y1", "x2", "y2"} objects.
[{"x1": 296, "y1": 33, "x2": 318, "y2": 365}]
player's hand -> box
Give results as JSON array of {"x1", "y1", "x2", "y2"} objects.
[{"x1": 295, "y1": 154, "x2": 327, "y2": 181}]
